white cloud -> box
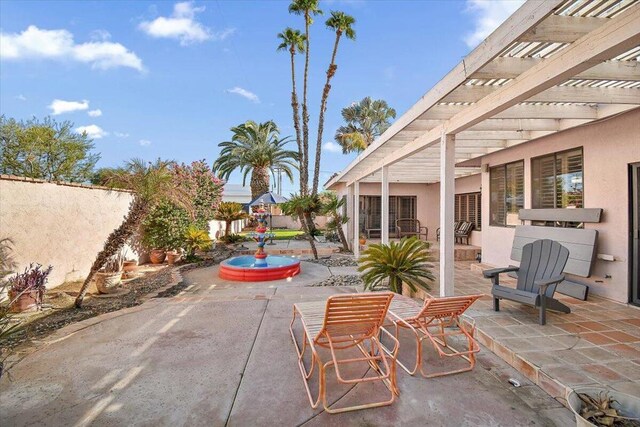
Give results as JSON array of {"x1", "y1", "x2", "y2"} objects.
[
  {"x1": 463, "y1": 0, "x2": 525, "y2": 48},
  {"x1": 139, "y1": 1, "x2": 234, "y2": 46},
  {"x1": 48, "y1": 99, "x2": 89, "y2": 115},
  {"x1": 0, "y1": 25, "x2": 144, "y2": 72},
  {"x1": 139, "y1": 139, "x2": 152, "y2": 146},
  {"x1": 322, "y1": 141, "x2": 342, "y2": 153},
  {"x1": 114, "y1": 132, "x2": 129, "y2": 138},
  {"x1": 15, "y1": 94, "x2": 27, "y2": 101},
  {"x1": 88, "y1": 109, "x2": 102, "y2": 117},
  {"x1": 90, "y1": 29, "x2": 111, "y2": 41},
  {"x1": 75, "y1": 124, "x2": 108, "y2": 139},
  {"x1": 226, "y1": 86, "x2": 259, "y2": 103}
]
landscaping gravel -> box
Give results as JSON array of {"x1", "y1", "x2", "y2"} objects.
[
  {"x1": 305, "y1": 255, "x2": 358, "y2": 267},
  {"x1": 307, "y1": 275, "x2": 364, "y2": 287}
]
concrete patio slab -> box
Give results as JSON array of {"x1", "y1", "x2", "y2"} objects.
[{"x1": 0, "y1": 263, "x2": 573, "y2": 426}]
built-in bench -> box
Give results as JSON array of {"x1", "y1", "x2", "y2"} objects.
[{"x1": 506, "y1": 208, "x2": 603, "y2": 301}]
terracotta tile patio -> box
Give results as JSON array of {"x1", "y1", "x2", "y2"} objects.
[{"x1": 412, "y1": 261, "x2": 640, "y2": 402}]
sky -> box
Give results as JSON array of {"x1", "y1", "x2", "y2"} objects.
[{"x1": 0, "y1": 0, "x2": 524, "y2": 195}]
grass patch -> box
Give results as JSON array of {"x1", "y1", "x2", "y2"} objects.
[{"x1": 240, "y1": 229, "x2": 305, "y2": 240}]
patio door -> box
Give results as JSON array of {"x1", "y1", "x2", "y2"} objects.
[{"x1": 631, "y1": 163, "x2": 640, "y2": 306}]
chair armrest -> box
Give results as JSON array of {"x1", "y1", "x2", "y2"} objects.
[
  {"x1": 483, "y1": 266, "x2": 519, "y2": 278},
  {"x1": 535, "y1": 275, "x2": 565, "y2": 294}
]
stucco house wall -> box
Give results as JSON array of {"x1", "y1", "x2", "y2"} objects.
[
  {"x1": 331, "y1": 175, "x2": 482, "y2": 246},
  {"x1": 480, "y1": 108, "x2": 640, "y2": 303},
  {"x1": 0, "y1": 176, "x2": 135, "y2": 289}
]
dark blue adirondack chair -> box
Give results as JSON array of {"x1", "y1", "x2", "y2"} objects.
[{"x1": 483, "y1": 239, "x2": 570, "y2": 325}]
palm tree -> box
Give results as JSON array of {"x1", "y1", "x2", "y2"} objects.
[
  {"x1": 319, "y1": 191, "x2": 349, "y2": 252},
  {"x1": 277, "y1": 28, "x2": 306, "y2": 194},
  {"x1": 358, "y1": 237, "x2": 434, "y2": 295},
  {"x1": 213, "y1": 202, "x2": 249, "y2": 238},
  {"x1": 335, "y1": 97, "x2": 396, "y2": 154},
  {"x1": 75, "y1": 159, "x2": 191, "y2": 308},
  {"x1": 280, "y1": 193, "x2": 320, "y2": 259},
  {"x1": 312, "y1": 11, "x2": 356, "y2": 195},
  {"x1": 213, "y1": 121, "x2": 298, "y2": 200},
  {"x1": 288, "y1": 0, "x2": 322, "y2": 196}
]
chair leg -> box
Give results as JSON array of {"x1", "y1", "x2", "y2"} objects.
[
  {"x1": 493, "y1": 298, "x2": 500, "y2": 312},
  {"x1": 539, "y1": 295, "x2": 547, "y2": 325}
]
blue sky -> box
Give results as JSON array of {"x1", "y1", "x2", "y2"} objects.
[{"x1": 0, "y1": 0, "x2": 523, "y2": 194}]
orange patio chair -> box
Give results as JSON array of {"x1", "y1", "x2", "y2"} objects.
[
  {"x1": 289, "y1": 292, "x2": 399, "y2": 414},
  {"x1": 383, "y1": 294, "x2": 483, "y2": 378}
]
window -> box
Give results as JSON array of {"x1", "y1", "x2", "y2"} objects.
[
  {"x1": 490, "y1": 161, "x2": 524, "y2": 226},
  {"x1": 455, "y1": 192, "x2": 481, "y2": 230},
  {"x1": 532, "y1": 148, "x2": 583, "y2": 209},
  {"x1": 359, "y1": 195, "x2": 417, "y2": 234}
]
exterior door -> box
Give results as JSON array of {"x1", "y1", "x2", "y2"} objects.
[{"x1": 631, "y1": 163, "x2": 640, "y2": 306}]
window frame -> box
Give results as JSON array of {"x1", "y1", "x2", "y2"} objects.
[
  {"x1": 455, "y1": 192, "x2": 481, "y2": 231},
  {"x1": 489, "y1": 160, "x2": 524, "y2": 228},
  {"x1": 531, "y1": 147, "x2": 584, "y2": 210}
]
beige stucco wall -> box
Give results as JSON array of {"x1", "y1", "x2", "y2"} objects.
[
  {"x1": 480, "y1": 108, "x2": 640, "y2": 303},
  {"x1": 0, "y1": 177, "x2": 135, "y2": 289}
]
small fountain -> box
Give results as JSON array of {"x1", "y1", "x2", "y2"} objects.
[{"x1": 219, "y1": 208, "x2": 301, "y2": 281}]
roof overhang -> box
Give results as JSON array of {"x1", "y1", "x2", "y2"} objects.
[{"x1": 326, "y1": 0, "x2": 640, "y2": 188}]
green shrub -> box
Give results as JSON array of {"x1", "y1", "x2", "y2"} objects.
[{"x1": 142, "y1": 201, "x2": 191, "y2": 250}]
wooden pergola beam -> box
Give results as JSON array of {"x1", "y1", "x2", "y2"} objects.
[
  {"x1": 442, "y1": 85, "x2": 640, "y2": 104},
  {"x1": 472, "y1": 56, "x2": 640, "y2": 81},
  {"x1": 348, "y1": 5, "x2": 640, "y2": 183},
  {"x1": 518, "y1": 14, "x2": 605, "y2": 43}
]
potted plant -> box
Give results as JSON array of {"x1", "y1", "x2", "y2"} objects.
[
  {"x1": 166, "y1": 250, "x2": 181, "y2": 265},
  {"x1": 123, "y1": 259, "x2": 138, "y2": 273},
  {"x1": 568, "y1": 387, "x2": 640, "y2": 427},
  {"x1": 95, "y1": 253, "x2": 124, "y2": 294},
  {"x1": 7, "y1": 263, "x2": 52, "y2": 312},
  {"x1": 142, "y1": 200, "x2": 191, "y2": 265},
  {"x1": 359, "y1": 234, "x2": 367, "y2": 245}
]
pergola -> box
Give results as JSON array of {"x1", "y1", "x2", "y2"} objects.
[{"x1": 326, "y1": 0, "x2": 640, "y2": 296}]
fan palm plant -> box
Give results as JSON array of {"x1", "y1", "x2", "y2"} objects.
[
  {"x1": 312, "y1": 10, "x2": 356, "y2": 194},
  {"x1": 358, "y1": 237, "x2": 434, "y2": 294},
  {"x1": 213, "y1": 121, "x2": 298, "y2": 200},
  {"x1": 335, "y1": 97, "x2": 396, "y2": 154},
  {"x1": 213, "y1": 202, "x2": 249, "y2": 239},
  {"x1": 277, "y1": 27, "x2": 306, "y2": 194},
  {"x1": 280, "y1": 193, "x2": 320, "y2": 258},
  {"x1": 74, "y1": 158, "x2": 192, "y2": 308},
  {"x1": 319, "y1": 191, "x2": 349, "y2": 252}
]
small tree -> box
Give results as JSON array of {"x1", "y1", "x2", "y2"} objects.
[
  {"x1": 280, "y1": 193, "x2": 321, "y2": 258},
  {"x1": 213, "y1": 202, "x2": 249, "y2": 238},
  {"x1": 172, "y1": 160, "x2": 224, "y2": 231},
  {"x1": 358, "y1": 237, "x2": 434, "y2": 295},
  {"x1": 75, "y1": 159, "x2": 191, "y2": 308},
  {"x1": 319, "y1": 191, "x2": 349, "y2": 251},
  {"x1": 0, "y1": 115, "x2": 100, "y2": 182},
  {"x1": 141, "y1": 200, "x2": 191, "y2": 251}
]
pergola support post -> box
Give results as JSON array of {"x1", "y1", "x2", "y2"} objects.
[
  {"x1": 346, "y1": 184, "x2": 354, "y2": 250},
  {"x1": 381, "y1": 165, "x2": 389, "y2": 244},
  {"x1": 439, "y1": 133, "x2": 455, "y2": 297},
  {"x1": 353, "y1": 181, "x2": 360, "y2": 259}
]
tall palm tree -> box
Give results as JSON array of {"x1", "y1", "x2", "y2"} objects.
[
  {"x1": 277, "y1": 27, "x2": 306, "y2": 193},
  {"x1": 75, "y1": 159, "x2": 191, "y2": 308},
  {"x1": 288, "y1": 0, "x2": 322, "y2": 196},
  {"x1": 312, "y1": 11, "x2": 356, "y2": 195},
  {"x1": 213, "y1": 120, "x2": 298, "y2": 199},
  {"x1": 335, "y1": 97, "x2": 396, "y2": 154}
]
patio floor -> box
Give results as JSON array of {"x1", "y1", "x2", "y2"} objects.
[
  {"x1": 0, "y1": 261, "x2": 573, "y2": 426},
  {"x1": 413, "y1": 262, "x2": 640, "y2": 401}
]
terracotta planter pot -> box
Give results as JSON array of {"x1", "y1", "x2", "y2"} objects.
[
  {"x1": 95, "y1": 271, "x2": 122, "y2": 294},
  {"x1": 123, "y1": 260, "x2": 138, "y2": 272},
  {"x1": 166, "y1": 251, "x2": 180, "y2": 265},
  {"x1": 149, "y1": 249, "x2": 166, "y2": 264},
  {"x1": 9, "y1": 290, "x2": 41, "y2": 313},
  {"x1": 359, "y1": 238, "x2": 366, "y2": 245}
]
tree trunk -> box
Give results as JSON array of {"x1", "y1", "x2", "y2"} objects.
[
  {"x1": 336, "y1": 218, "x2": 350, "y2": 252},
  {"x1": 302, "y1": 211, "x2": 318, "y2": 259},
  {"x1": 312, "y1": 33, "x2": 342, "y2": 195},
  {"x1": 250, "y1": 167, "x2": 270, "y2": 200},
  {"x1": 301, "y1": 14, "x2": 311, "y2": 196},
  {"x1": 289, "y1": 49, "x2": 305, "y2": 195},
  {"x1": 75, "y1": 198, "x2": 149, "y2": 308},
  {"x1": 225, "y1": 220, "x2": 231, "y2": 237}
]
